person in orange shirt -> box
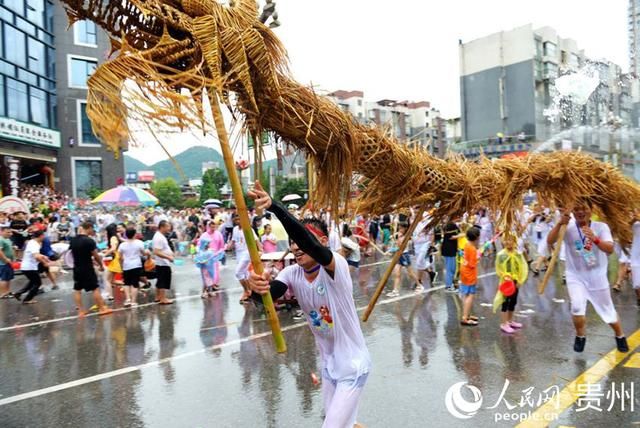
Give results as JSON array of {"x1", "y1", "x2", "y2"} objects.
[{"x1": 460, "y1": 227, "x2": 480, "y2": 326}]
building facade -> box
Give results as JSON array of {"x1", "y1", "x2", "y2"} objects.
[
  {"x1": 52, "y1": 1, "x2": 123, "y2": 198},
  {"x1": 327, "y1": 90, "x2": 448, "y2": 157},
  {"x1": 631, "y1": 0, "x2": 640, "y2": 77},
  {"x1": 458, "y1": 24, "x2": 637, "y2": 173},
  {"x1": 0, "y1": 0, "x2": 123, "y2": 199}
]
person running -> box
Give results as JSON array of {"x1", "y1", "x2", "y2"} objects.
[
  {"x1": 630, "y1": 214, "x2": 640, "y2": 307},
  {"x1": 9, "y1": 211, "x2": 28, "y2": 260},
  {"x1": 119, "y1": 227, "x2": 149, "y2": 307},
  {"x1": 228, "y1": 214, "x2": 261, "y2": 304},
  {"x1": 70, "y1": 222, "x2": 112, "y2": 316},
  {"x1": 102, "y1": 223, "x2": 122, "y2": 300},
  {"x1": 14, "y1": 230, "x2": 49, "y2": 304},
  {"x1": 460, "y1": 227, "x2": 480, "y2": 326},
  {"x1": 0, "y1": 226, "x2": 15, "y2": 298},
  {"x1": 153, "y1": 220, "x2": 175, "y2": 305},
  {"x1": 247, "y1": 182, "x2": 370, "y2": 428},
  {"x1": 413, "y1": 216, "x2": 436, "y2": 287},
  {"x1": 386, "y1": 223, "x2": 421, "y2": 297},
  {"x1": 547, "y1": 202, "x2": 629, "y2": 353}
]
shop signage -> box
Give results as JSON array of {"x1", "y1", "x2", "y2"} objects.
[{"x1": 0, "y1": 117, "x2": 61, "y2": 149}]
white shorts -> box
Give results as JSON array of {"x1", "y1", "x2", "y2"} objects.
[
  {"x1": 631, "y1": 265, "x2": 640, "y2": 289},
  {"x1": 566, "y1": 277, "x2": 618, "y2": 323},
  {"x1": 235, "y1": 253, "x2": 251, "y2": 280}
]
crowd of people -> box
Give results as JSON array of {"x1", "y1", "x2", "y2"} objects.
[{"x1": 1, "y1": 184, "x2": 639, "y2": 426}]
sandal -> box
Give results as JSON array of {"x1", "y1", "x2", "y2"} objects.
[
  {"x1": 460, "y1": 318, "x2": 478, "y2": 326},
  {"x1": 468, "y1": 315, "x2": 479, "y2": 321},
  {"x1": 0, "y1": 293, "x2": 14, "y2": 299}
]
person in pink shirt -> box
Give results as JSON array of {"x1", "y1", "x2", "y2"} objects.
[
  {"x1": 261, "y1": 223, "x2": 278, "y2": 253},
  {"x1": 197, "y1": 220, "x2": 225, "y2": 297}
]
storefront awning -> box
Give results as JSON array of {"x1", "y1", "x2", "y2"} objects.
[{"x1": 0, "y1": 147, "x2": 57, "y2": 163}]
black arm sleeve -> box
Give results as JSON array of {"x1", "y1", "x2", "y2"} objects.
[
  {"x1": 251, "y1": 279, "x2": 288, "y2": 303},
  {"x1": 268, "y1": 200, "x2": 333, "y2": 266}
]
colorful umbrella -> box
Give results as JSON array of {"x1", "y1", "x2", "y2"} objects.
[{"x1": 92, "y1": 186, "x2": 158, "y2": 206}]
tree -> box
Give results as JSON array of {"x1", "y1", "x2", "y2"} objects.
[
  {"x1": 86, "y1": 186, "x2": 104, "y2": 200},
  {"x1": 183, "y1": 198, "x2": 201, "y2": 209},
  {"x1": 200, "y1": 168, "x2": 227, "y2": 204},
  {"x1": 151, "y1": 178, "x2": 183, "y2": 208},
  {"x1": 275, "y1": 177, "x2": 308, "y2": 203}
]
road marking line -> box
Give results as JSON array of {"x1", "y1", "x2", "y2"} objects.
[
  {"x1": 0, "y1": 278, "x2": 446, "y2": 407},
  {"x1": 0, "y1": 260, "x2": 393, "y2": 332},
  {"x1": 516, "y1": 328, "x2": 640, "y2": 428},
  {"x1": 623, "y1": 352, "x2": 640, "y2": 369}
]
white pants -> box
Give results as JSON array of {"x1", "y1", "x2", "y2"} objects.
[
  {"x1": 414, "y1": 249, "x2": 431, "y2": 271},
  {"x1": 321, "y1": 371, "x2": 368, "y2": 428},
  {"x1": 566, "y1": 278, "x2": 618, "y2": 323},
  {"x1": 235, "y1": 253, "x2": 251, "y2": 280},
  {"x1": 631, "y1": 265, "x2": 640, "y2": 289}
]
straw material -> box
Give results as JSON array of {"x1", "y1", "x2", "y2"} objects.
[{"x1": 59, "y1": 0, "x2": 640, "y2": 246}]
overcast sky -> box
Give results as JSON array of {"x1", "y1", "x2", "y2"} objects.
[{"x1": 127, "y1": 0, "x2": 628, "y2": 164}]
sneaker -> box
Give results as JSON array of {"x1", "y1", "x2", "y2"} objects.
[
  {"x1": 414, "y1": 285, "x2": 424, "y2": 293},
  {"x1": 616, "y1": 336, "x2": 629, "y2": 352},
  {"x1": 124, "y1": 299, "x2": 132, "y2": 308},
  {"x1": 500, "y1": 324, "x2": 516, "y2": 334},
  {"x1": 574, "y1": 336, "x2": 586, "y2": 353},
  {"x1": 386, "y1": 290, "x2": 400, "y2": 297},
  {"x1": 131, "y1": 302, "x2": 139, "y2": 308},
  {"x1": 51, "y1": 285, "x2": 59, "y2": 290},
  {"x1": 509, "y1": 321, "x2": 523, "y2": 329},
  {"x1": 445, "y1": 287, "x2": 458, "y2": 293},
  {"x1": 292, "y1": 310, "x2": 304, "y2": 320}
]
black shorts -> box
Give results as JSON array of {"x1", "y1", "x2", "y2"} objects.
[
  {"x1": 37, "y1": 263, "x2": 49, "y2": 274},
  {"x1": 123, "y1": 268, "x2": 142, "y2": 287},
  {"x1": 73, "y1": 269, "x2": 99, "y2": 292},
  {"x1": 155, "y1": 265, "x2": 172, "y2": 289}
]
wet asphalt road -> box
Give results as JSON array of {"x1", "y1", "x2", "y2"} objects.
[{"x1": 0, "y1": 254, "x2": 639, "y2": 428}]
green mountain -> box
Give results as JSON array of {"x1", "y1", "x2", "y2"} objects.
[{"x1": 124, "y1": 146, "x2": 225, "y2": 182}]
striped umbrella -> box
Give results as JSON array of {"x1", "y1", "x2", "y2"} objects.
[{"x1": 92, "y1": 186, "x2": 158, "y2": 206}]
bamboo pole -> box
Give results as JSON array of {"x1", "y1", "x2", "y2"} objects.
[
  {"x1": 362, "y1": 207, "x2": 426, "y2": 322},
  {"x1": 538, "y1": 225, "x2": 566, "y2": 295},
  {"x1": 210, "y1": 93, "x2": 286, "y2": 353}
]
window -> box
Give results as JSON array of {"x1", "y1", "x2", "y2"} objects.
[
  {"x1": 0, "y1": 78, "x2": 4, "y2": 117},
  {"x1": 6, "y1": 78, "x2": 28, "y2": 122},
  {"x1": 26, "y1": 0, "x2": 45, "y2": 28},
  {"x1": 543, "y1": 41, "x2": 556, "y2": 57},
  {"x1": 28, "y1": 37, "x2": 45, "y2": 75},
  {"x1": 3, "y1": 0, "x2": 25, "y2": 15},
  {"x1": 77, "y1": 101, "x2": 100, "y2": 146},
  {"x1": 74, "y1": 159, "x2": 102, "y2": 198},
  {"x1": 544, "y1": 62, "x2": 557, "y2": 77},
  {"x1": 68, "y1": 56, "x2": 97, "y2": 88},
  {"x1": 4, "y1": 24, "x2": 26, "y2": 67},
  {"x1": 74, "y1": 20, "x2": 98, "y2": 46},
  {"x1": 30, "y1": 87, "x2": 47, "y2": 126}
]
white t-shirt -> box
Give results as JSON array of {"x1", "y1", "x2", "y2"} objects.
[
  {"x1": 21, "y1": 240, "x2": 41, "y2": 271},
  {"x1": 629, "y1": 222, "x2": 640, "y2": 267},
  {"x1": 232, "y1": 226, "x2": 257, "y2": 255},
  {"x1": 328, "y1": 229, "x2": 341, "y2": 252},
  {"x1": 119, "y1": 239, "x2": 145, "y2": 271},
  {"x1": 341, "y1": 237, "x2": 361, "y2": 263},
  {"x1": 276, "y1": 252, "x2": 370, "y2": 381},
  {"x1": 563, "y1": 220, "x2": 613, "y2": 290},
  {"x1": 152, "y1": 232, "x2": 173, "y2": 266}
]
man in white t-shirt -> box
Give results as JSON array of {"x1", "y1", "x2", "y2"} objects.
[
  {"x1": 152, "y1": 220, "x2": 174, "y2": 305},
  {"x1": 14, "y1": 230, "x2": 49, "y2": 304},
  {"x1": 227, "y1": 214, "x2": 261, "y2": 303},
  {"x1": 629, "y1": 217, "x2": 640, "y2": 307},
  {"x1": 247, "y1": 182, "x2": 370, "y2": 428},
  {"x1": 548, "y1": 201, "x2": 628, "y2": 353},
  {"x1": 119, "y1": 227, "x2": 149, "y2": 307}
]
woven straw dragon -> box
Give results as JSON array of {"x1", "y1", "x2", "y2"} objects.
[{"x1": 60, "y1": 0, "x2": 640, "y2": 245}]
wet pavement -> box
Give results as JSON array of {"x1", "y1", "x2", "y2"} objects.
[{"x1": 0, "y1": 254, "x2": 639, "y2": 427}]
